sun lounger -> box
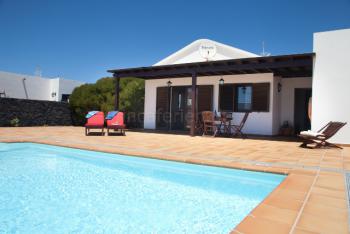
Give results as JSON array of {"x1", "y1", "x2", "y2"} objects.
[
  {"x1": 85, "y1": 111, "x2": 105, "y2": 135},
  {"x1": 299, "y1": 121, "x2": 346, "y2": 148},
  {"x1": 106, "y1": 111, "x2": 126, "y2": 135}
]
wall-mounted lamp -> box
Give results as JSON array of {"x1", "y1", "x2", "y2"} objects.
[
  {"x1": 167, "y1": 80, "x2": 172, "y2": 87},
  {"x1": 219, "y1": 78, "x2": 224, "y2": 85},
  {"x1": 278, "y1": 82, "x2": 282, "y2": 92},
  {"x1": 51, "y1": 92, "x2": 57, "y2": 98}
]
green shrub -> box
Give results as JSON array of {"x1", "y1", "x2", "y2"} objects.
[
  {"x1": 10, "y1": 117, "x2": 20, "y2": 127},
  {"x1": 69, "y1": 77, "x2": 144, "y2": 125}
]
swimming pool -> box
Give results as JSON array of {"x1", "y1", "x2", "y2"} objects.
[{"x1": 0, "y1": 143, "x2": 285, "y2": 233}]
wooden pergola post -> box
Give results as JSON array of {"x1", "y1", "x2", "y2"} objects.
[
  {"x1": 190, "y1": 72, "x2": 197, "y2": 136},
  {"x1": 114, "y1": 73, "x2": 120, "y2": 110}
]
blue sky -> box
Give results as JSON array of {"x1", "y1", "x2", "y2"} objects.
[{"x1": 0, "y1": 0, "x2": 349, "y2": 82}]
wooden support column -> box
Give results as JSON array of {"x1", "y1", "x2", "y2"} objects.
[
  {"x1": 190, "y1": 72, "x2": 197, "y2": 136},
  {"x1": 114, "y1": 74, "x2": 120, "y2": 110}
]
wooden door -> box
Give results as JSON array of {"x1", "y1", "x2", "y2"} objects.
[
  {"x1": 156, "y1": 87, "x2": 169, "y2": 130},
  {"x1": 294, "y1": 88, "x2": 312, "y2": 133}
]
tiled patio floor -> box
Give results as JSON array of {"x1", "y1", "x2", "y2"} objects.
[{"x1": 1, "y1": 126, "x2": 349, "y2": 233}]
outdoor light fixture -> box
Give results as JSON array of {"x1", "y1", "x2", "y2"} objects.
[
  {"x1": 219, "y1": 78, "x2": 224, "y2": 85},
  {"x1": 278, "y1": 82, "x2": 282, "y2": 92},
  {"x1": 167, "y1": 80, "x2": 172, "y2": 87},
  {"x1": 51, "y1": 92, "x2": 57, "y2": 98}
]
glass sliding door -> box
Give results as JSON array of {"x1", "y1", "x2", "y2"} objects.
[
  {"x1": 171, "y1": 86, "x2": 187, "y2": 130},
  {"x1": 156, "y1": 85, "x2": 214, "y2": 131}
]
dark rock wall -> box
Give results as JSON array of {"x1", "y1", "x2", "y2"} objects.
[{"x1": 0, "y1": 98, "x2": 73, "y2": 126}]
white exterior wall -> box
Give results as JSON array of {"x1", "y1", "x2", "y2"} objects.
[
  {"x1": 0, "y1": 71, "x2": 53, "y2": 101},
  {"x1": 280, "y1": 77, "x2": 313, "y2": 127},
  {"x1": 144, "y1": 73, "x2": 279, "y2": 135},
  {"x1": 312, "y1": 29, "x2": 350, "y2": 144},
  {"x1": 272, "y1": 76, "x2": 282, "y2": 134},
  {"x1": 50, "y1": 78, "x2": 60, "y2": 101},
  {"x1": 0, "y1": 71, "x2": 83, "y2": 101},
  {"x1": 56, "y1": 78, "x2": 84, "y2": 101}
]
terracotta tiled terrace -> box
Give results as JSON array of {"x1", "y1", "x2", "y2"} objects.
[{"x1": 1, "y1": 126, "x2": 349, "y2": 233}]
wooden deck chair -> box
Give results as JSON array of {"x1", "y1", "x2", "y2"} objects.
[
  {"x1": 231, "y1": 112, "x2": 250, "y2": 138},
  {"x1": 201, "y1": 111, "x2": 220, "y2": 137},
  {"x1": 299, "y1": 121, "x2": 347, "y2": 149}
]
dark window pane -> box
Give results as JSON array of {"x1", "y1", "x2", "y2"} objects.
[
  {"x1": 197, "y1": 85, "x2": 213, "y2": 112},
  {"x1": 219, "y1": 84, "x2": 234, "y2": 111},
  {"x1": 61, "y1": 94, "x2": 70, "y2": 102},
  {"x1": 252, "y1": 83, "x2": 270, "y2": 112}
]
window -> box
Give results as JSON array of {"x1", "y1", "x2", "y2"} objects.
[
  {"x1": 178, "y1": 93, "x2": 182, "y2": 109},
  {"x1": 61, "y1": 94, "x2": 70, "y2": 102},
  {"x1": 197, "y1": 85, "x2": 213, "y2": 112},
  {"x1": 219, "y1": 84, "x2": 234, "y2": 111},
  {"x1": 219, "y1": 83, "x2": 270, "y2": 112},
  {"x1": 234, "y1": 85, "x2": 252, "y2": 112},
  {"x1": 252, "y1": 83, "x2": 270, "y2": 112}
]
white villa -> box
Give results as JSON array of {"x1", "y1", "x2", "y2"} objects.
[
  {"x1": 0, "y1": 71, "x2": 83, "y2": 102},
  {"x1": 109, "y1": 28, "x2": 350, "y2": 144}
]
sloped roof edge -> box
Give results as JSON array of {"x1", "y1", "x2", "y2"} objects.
[{"x1": 154, "y1": 38, "x2": 259, "y2": 66}]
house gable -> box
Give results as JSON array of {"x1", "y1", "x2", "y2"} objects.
[{"x1": 154, "y1": 39, "x2": 258, "y2": 66}]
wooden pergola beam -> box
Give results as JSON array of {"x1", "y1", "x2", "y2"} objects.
[
  {"x1": 109, "y1": 53, "x2": 314, "y2": 79},
  {"x1": 190, "y1": 72, "x2": 197, "y2": 137}
]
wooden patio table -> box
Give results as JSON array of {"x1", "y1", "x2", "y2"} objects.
[{"x1": 216, "y1": 112, "x2": 233, "y2": 136}]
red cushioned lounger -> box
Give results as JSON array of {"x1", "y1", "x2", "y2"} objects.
[
  {"x1": 85, "y1": 111, "x2": 105, "y2": 136},
  {"x1": 106, "y1": 112, "x2": 126, "y2": 136}
]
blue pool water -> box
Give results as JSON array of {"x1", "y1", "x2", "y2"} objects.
[{"x1": 0, "y1": 143, "x2": 285, "y2": 233}]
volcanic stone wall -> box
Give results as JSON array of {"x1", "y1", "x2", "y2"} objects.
[{"x1": 0, "y1": 98, "x2": 72, "y2": 126}]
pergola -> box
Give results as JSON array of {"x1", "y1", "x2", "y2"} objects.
[{"x1": 108, "y1": 53, "x2": 314, "y2": 136}]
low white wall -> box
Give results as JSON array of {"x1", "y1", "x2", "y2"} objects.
[
  {"x1": 0, "y1": 71, "x2": 83, "y2": 102},
  {"x1": 144, "y1": 73, "x2": 278, "y2": 135},
  {"x1": 0, "y1": 71, "x2": 53, "y2": 101},
  {"x1": 312, "y1": 29, "x2": 350, "y2": 144},
  {"x1": 280, "y1": 77, "x2": 312, "y2": 127}
]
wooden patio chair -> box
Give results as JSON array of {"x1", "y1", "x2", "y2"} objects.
[
  {"x1": 201, "y1": 111, "x2": 220, "y2": 137},
  {"x1": 299, "y1": 121, "x2": 347, "y2": 149},
  {"x1": 231, "y1": 112, "x2": 250, "y2": 138}
]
